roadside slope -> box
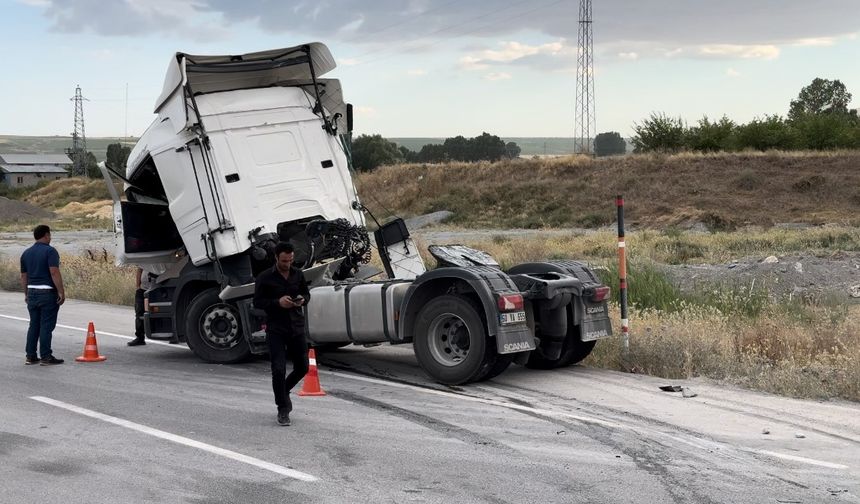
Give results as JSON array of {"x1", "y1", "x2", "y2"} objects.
[{"x1": 356, "y1": 150, "x2": 860, "y2": 229}]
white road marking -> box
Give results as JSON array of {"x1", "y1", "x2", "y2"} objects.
[
  {"x1": 0, "y1": 314, "x2": 183, "y2": 349},
  {"x1": 29, "y1": 396, "x2": 318, "y2": 482},
  {"x1": 753, "y1": 450, "x2": 849, "y2": 470}
]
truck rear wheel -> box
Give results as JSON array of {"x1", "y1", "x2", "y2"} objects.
[
  {"x1": 413, "y1": 294, "x2": 495, "y2": 385},
  {"x1": 185, "y1": 288, "x2": 251, "y2": 363},
  {"x1": 526, "y1": 309, "x2": 596, "y2": 369}
]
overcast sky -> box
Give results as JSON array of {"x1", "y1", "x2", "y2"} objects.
[{"x1": 2, "y1": 0, "x2": 859, "y2": 138}]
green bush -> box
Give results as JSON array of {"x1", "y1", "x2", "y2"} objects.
[
  {"x1": 631, "y1": 113, "x2": 686, "y2": 153},
  {"x1": 734, "y1": 115, "x2": 801, "y2": 150},
  {"x1": 685, "y1": 116, "x2": 736, "y2": 152}
]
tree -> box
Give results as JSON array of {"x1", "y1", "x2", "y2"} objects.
[
  {"x1": 733, "y1": 115, "x2": 801, "y2": 151},
  {"x1": 350, "y1": 134, "x2": 403, "y2": 171},
  {"x1": 106, "y1": 142, "x2": 132, "y2": 170},
  {"x1": 469, "y1": 132, "x2": 507, "y2": 162},
  {"x1": 504, "y1": 141, "x2": 521, "y2": 159},
  {"x1": 84, "y1": 151, "x2": 101, "y2": 178},
  {"x1": 593, "y1": 132, "x2": 626, "y2": 156},
  {"x1": 685, "y1": 116, "x2": 736, "y2": 152},
  {"x1": 631, "y1": 113, "x2": 686, "y2": 153},
  {"x1": 416, "y1": 143, "x2": 447, "y2": 163},
  {"x1": 789, "y1": 78, "x2": 855, "y2": 121},
  {"x1": 443, "y1": 136, "x2": 471, "y2": 161}
]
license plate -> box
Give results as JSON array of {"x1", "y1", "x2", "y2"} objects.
[{"x1": 499, "y1": 311, "x2": 526, "y2": 325}]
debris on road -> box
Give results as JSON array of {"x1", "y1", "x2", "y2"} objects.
[
  {"x1": 681, "y1": 387, "x2": 697, "y2": 398},
  {"x1": 794, "y1": 432, "x2": 806, "y2": 439},
  {"x1": 762, "y1": 428, "x2": 771, "y2": 435},
  {"x1": 659, "y1": 385, "x2": 683, "y2": 392}
]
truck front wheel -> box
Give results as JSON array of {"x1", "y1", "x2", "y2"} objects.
[
  {"x1": 185, "y1": 288, "x2": 251, "y2": 363},
  {"x1": 413, "y1": 294, "x2": 494, "y2": 385}
]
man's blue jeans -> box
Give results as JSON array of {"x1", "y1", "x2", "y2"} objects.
[{"x1": 26, "y1": 290, "x2": 60, "y2": 359}]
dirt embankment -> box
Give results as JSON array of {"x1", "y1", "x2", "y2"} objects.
[
  {"x1": 0, "y1": 196, "x2": 54, "y2": 220},
  {"x1": 357, "y1": 151, "x2": 860, "y2": 229}
]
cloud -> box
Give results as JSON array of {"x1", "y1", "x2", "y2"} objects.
[
  {"x1": 407, "y1": 69, "x2": 428, "y2": 76},
  {"x1": 23, "y1": 0, "x2": 860, "y2": 61},
  {"x1": 698, "y1": 44, "x2": 780, "y2": 60},
  {"x1": 460, "y1": 40, "x2": 573, "y2": 72},
  {"x1": 726, "y1": 68, "x2": 741, "y2": 77},
  {"x1": 793, "y1": 37, "x2": 837, "y2": 47},
  {"x1": 618, "y1": 52, "x2": 638, "y2": 60},
  {"x1": 27, "y1": 0, "x2": 228, "y2": 41},
  {"x1": 356, "y1": 106, "x2": 377, "y2": 117},
  {"x1": 338, "y1": 58, "x2": 361, "y2": 66},
  {"x1": 484, "y1": 72, "x2": 511, "y2": 81}
]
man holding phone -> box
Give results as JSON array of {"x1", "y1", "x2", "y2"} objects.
[{"x1": 253, "y1": 242, "x2": 311, "y2": 426}]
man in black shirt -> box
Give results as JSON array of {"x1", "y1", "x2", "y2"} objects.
[{"x1": 253, "y1": 242, "x2": 311, "y2": 426}]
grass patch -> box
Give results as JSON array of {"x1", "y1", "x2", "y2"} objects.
[
  {"x1": 0, "y1": 252, "x2": 135, "y2": 306},
  {"x1": 585, "y1": 304, "x2": 860, "y2": 401}
]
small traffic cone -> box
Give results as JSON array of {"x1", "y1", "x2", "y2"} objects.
[
  {"x1": 75, "y1": 322, "x2": 107, "y2": 362},
  {"x1": 298, "y1": 348, "x2": 325, "y2": 396}
]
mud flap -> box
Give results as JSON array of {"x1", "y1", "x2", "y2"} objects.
[
  {"x1": 495, "y1": 324, "x2": 536, "y2": 354},
  {"x1": 580, "y1": 312, "x2": 612, "y2": 341}
]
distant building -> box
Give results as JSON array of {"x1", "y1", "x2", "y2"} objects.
[{"x1": 0, "y1": 153, "x2": 71, "y2": 188}]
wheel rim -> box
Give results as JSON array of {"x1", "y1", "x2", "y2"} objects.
[
  {"x1": 199, "y1": 304, "x2": 241, "y2": 350},
  {"x1": 426, "y1": 312, "x2": 471, "y2": 367}
]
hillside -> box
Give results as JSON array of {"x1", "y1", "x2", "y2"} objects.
[
  {"x1": 2, "y1": 150, "x2": 858, "y2": 230},
  {"x1": 356, "y1": 150, "x2": 860, "y2": 229}
]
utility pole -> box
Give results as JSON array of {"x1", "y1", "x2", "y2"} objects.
[
  {"x1": 66, "y1": 85, "x2": 89, "y2": 177},
  {"x1": 574, "y1": 0, "x2": 595, "y2": 155}
]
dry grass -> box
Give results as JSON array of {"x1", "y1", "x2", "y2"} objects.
[
  {"x1": 357, "y1": 150, "x2": 860, "y2": 229},
  {"x1": 0, "y1": 253, "x2": 136, "y2": 306},
  {"x1": 24, "y1": 177, "x2": 116, "y2": 209},
  {"x1": 586, "y1": 304, "x2": 860, "y2": 401}
]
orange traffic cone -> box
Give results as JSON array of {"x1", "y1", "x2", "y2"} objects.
[
  {"x1": 298, "y1": 348, "x2": 325, "y2": 396},
  {"x1": 75, "y1": 322, "x2": 107, "y2": 362}
]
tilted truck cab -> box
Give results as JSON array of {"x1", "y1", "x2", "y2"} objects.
[{"x1": 100, "y1": 42, "x2": 613, "y2": 385}]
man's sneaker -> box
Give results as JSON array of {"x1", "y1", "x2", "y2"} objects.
[
  {"x1": 40, "y1": 356, "x2": 64, "y2": 366},
  {"x1": 25, "y1": 356, "x2": 40, "y2": 365},
  {"x1": 127, "y1": 338, "x2": 146, "y2": 347},
  {"x1": 277, "y1": 408, "x2": 291, "y2": 426}
]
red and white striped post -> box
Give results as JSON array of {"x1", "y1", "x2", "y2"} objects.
[{"x1": 616, "y1": 195, "x2": 630, "y2": 354}]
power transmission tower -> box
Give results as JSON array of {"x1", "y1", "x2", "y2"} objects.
[
  {"x1": 574, "y1": 0, "x2": 595, "y2": 155},
  {"x1": 66, "y1": 85, "x2": 89, "y2": 177}
]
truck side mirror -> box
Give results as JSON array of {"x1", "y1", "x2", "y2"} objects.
[{"x1": 346, "y1": 103, "x2": 354, "y2": 134}]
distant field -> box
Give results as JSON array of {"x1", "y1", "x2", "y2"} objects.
[
  {"x1": 0, "y1": 135, "x2": 137, "y2": 162},
  {"x1": 389, "y1": 137, "x2": 626, "y2": 156},
  {"x1": 1, "y1": 134, "x2": 628, "y2": 158}
]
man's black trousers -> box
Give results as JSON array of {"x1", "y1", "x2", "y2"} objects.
[{"x1": 267, "y1": 324, "x2": 309, "y2": 409}]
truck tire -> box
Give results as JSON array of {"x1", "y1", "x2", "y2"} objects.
[
  {"x1": 556, "y1": 334, "x2": 596, "y2": 367},
  {"x1": 477, "y1": 353, "x2": 514, "y2": 381},
  {"x1": 185, "y1": 288, "x2": 251, "y2": 363},
  {"x1": 526, "y1": 309, "x2": 595, "y2": 369},
  {"x1": 413, "y1": 294, "x2": 495, "y2": 385}
]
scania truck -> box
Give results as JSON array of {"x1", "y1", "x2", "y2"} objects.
[{"x1": 99, "y1": 42, "x2": 613, "y2": 385}]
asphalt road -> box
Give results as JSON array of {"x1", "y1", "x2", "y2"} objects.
[{"x1": 1, "y1": 291, "x2": 858, "y2": 503}]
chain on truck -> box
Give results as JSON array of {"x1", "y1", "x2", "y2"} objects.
[{"x1": 98, "y1": 42, "x2": 614, "y2": 385}]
